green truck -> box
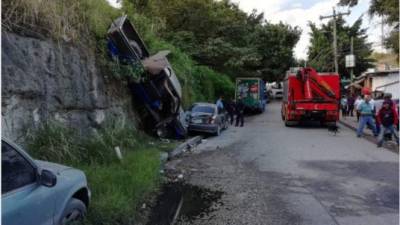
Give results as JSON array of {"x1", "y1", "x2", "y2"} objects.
[{"x1": 235, "y1": 77, "x2": 266, "y2": 113}]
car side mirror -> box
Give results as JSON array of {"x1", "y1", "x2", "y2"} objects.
[{"x1": 40, "y1": 170, "x2": 57, "y2": 187}]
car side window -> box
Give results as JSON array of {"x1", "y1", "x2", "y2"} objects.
[{"x1": 2, "y1": 141, "x2": 36, "y2": 194}]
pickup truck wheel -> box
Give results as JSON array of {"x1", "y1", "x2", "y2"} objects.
[{"x1": 60, "y1": 198, "x2": 87, "y2": 225}]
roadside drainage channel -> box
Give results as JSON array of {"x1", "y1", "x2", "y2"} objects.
[{"x1": 147, "y1": 182, "x2": 224, "y2": 225}]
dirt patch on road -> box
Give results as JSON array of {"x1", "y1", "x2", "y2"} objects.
[{"x1": 165, "y1": 144, "x2": 303, "y2": 225}]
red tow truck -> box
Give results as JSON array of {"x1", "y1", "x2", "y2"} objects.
[{"x1": 281, "y1": 67, "x2": 340, "y2": 126}]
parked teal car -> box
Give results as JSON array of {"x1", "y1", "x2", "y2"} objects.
[{"x1": 2, "y1": 139, "x2": 90, "y2": 225}]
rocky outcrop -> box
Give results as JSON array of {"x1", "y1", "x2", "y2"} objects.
[{"x1": 1, "y1": 32, "x2": 138, "y2": 143}]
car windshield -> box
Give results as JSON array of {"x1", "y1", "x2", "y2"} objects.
[{"x1": 191, "y1": 105, "x2": 215, "y2": 114}]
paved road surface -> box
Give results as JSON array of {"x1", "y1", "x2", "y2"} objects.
[{"x1": 168, "y1": 102, "x2": 398, "y2": 225}]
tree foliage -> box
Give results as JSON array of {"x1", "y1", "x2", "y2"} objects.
[
  {"x1": 124, "y1": 0, "x2": 301, "y2": 81},
  {"x1": 339, "y1": 0, "x2": 399, "y2": 55},
  {"x1": 307, "y1": 17, "x2": 374, "y2": 78}
]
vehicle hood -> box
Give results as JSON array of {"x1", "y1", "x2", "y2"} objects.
[{"x1": 35, "y1": 160, "x2": 73, "y2": 174}]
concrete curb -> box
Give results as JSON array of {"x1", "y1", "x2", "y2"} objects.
[
  {"x1": 168, "y1": 135, "x2": 203, "y2": 159},
  {"x1": 339, "y1": 119, "x2": 377, "y2": 143},
  {"x1": 339, "y1": 120, "x2": 398, "y2": 153},
  {"x1": 338, "y1": 119, "x2": 359, "y2": 133}
]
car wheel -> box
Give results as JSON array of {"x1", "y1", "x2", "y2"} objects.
[{"x1": 60, "y1": 198, "x2": 87, "y2": 225}]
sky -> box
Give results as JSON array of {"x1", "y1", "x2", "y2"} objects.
[
  {"x1": 230, "y1": 0, "x2": 386, "y2": 60},
  {"x1": 107, "y1": 0, "x2": 387, "y2": 60}
]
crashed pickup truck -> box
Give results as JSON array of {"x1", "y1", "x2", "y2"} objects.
[{"x1": 107, "y1": 15, "x2": 187, "y2": 139}]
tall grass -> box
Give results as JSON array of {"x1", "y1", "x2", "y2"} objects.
[
  {"x1": 2, "y1": 0, "x2": 119, "y2": 43},
  {"x1": 26, "y1": 121, "x2": 166, "y2": 225},
  {"x1": 83, "y1": 149, "x2": 160, "y2": 225}
]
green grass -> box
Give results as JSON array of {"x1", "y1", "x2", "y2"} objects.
[
  {"x1": 82, "y1": 149, "x2": 161, "y2": 225},
  {"x1": 25, "y1": 121, "x2": 174, "y2": 225}
]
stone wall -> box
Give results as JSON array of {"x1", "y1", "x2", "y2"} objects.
[{"x1": 1, "y1": 32, "x2": 138, "y2": 143}]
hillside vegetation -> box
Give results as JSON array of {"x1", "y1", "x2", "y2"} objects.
[
  {"x1": 2, "y1": 0, "x2": 236, "y2": 106},
  {"x1": 2, "y1": 0, "x2": 300, "y2": 224}
]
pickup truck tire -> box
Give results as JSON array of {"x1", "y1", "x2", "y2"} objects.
[{"x1": 60, "y1": 198, "x2": 87, "y2": 225}]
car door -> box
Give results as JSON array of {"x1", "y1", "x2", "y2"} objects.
[{"x1": 2, "y1": 141, "x2": 55, "y2": 225}]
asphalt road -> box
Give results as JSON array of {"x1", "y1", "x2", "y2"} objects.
[{"x1": 168, "y1": 101, "x2": 399, "y2": 225}]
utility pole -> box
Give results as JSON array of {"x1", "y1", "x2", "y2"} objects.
[
  {"x1": 320, "y1": 7, "x2": 350, "y2": 73},
  {"x1": 381, "y1": 16, "x2": 385, "y2": 53},
  {"x1": 350, "y1": 36, "x2": 354, "y2": 81}
]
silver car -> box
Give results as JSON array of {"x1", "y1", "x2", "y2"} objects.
[
  {"x1": 187, "y1": 103, "x2": 228, "y2": 136},
  {"x1": 2, "y1": 138, "x2": 90, "y2": 225}
]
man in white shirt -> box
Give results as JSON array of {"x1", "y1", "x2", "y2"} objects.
[
  {"x1": 216, "y1": 96, "x2": 224, "y2": 112},
  {"x1": 354, "y1": 96, "x2": 363, "y2": 122}
]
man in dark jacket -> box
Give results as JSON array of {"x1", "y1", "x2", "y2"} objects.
[
  {"x1": 376, "y1": 100, "x2": 399, "y2": 147},
  {"x1": 347, "y1": 95, "x2": 355, "y2": 117},
  {"x1": 226, "y1": 98, "x2": 236, "y2": 125},
  {"x1": 235, "y1": 97, "x2": 245, "y2": 127}
]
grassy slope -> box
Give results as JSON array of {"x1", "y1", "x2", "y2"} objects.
[
  {"x1": 26, "y1": 121, "x2": 177, "y2": 225},
  {"x1": 4, "y1": 0, "x2": 234, "y2": 224}
]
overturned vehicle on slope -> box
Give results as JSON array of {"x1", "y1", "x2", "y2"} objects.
[{"x1": 107, "y1": 15, "x2": 187, "y2": 139}]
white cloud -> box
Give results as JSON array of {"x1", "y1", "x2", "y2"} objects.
[
  {"x1": 232, "y1": 0, "x2": 383, "y2": 60},
  {"x1": 291, "y1": 2, "x2": 303, "y2": 8},
  {"x1": 269, "y1": 0, "x2": 338, "y2": 59},
  {"x1": 231, "y1": 0, "x2": 291, "y2": 16}
]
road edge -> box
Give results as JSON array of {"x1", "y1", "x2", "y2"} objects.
[
  {"x1": 338, "y1": 120, "x2": 398, "y2": 153},
  {"x1": 168, "y1": 135, "x2": 203, "y2": 159}
]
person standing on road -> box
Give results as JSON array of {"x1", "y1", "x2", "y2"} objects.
[
  {"x1": 341, "y1": 95, "x2": 348, "y2": 117},
  {"x1": 382, "y1": 93, "x2": 398, "y2": 111},
  {"x1": 347, "y1": 94, "x2": 355, "y2": 117},
  {"x1": 376, "y1": 100, "x2": 399, "y2": 147},
  {"x1": 383, "y1": 93, "x2": 399, "y2": 131},
  {"x1": 354, "y1": 95, "x2": 363, "y2": 122},
  {"x1": 216, "y1": 96, "x2": 224, "y2": 112},
  {"x1": 356, "y1": 95, "x2": 378, "y2": 137},
  {"x1": 235, "y1": 96, "x2": 245, "y2": 127},
  {"x1": 226, "y1": 98, "x2": 236, "y2": 125}
]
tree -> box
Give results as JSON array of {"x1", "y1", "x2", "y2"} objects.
[
  {"x1": 307, "y1": 17, "x2": 374, "y2": 78},
  {"x1": 339, "y1": 0, "x2": 399, "y2": 55},
  {"x1": 125, "y1": 0, "x2": 301, "y2": 81}
]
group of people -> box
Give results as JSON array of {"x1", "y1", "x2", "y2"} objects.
[
  {"x1": 342, "y1": 93, "x2": 399, "y2": 147},
  {"x1": 216, "y1": 96, "x2": 245, "y2": 127}
]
